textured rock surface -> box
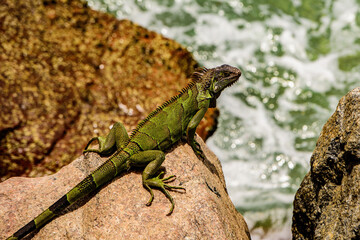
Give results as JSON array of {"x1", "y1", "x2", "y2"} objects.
[
  {"x1": 292, "y1": 87, "x2": 360, "y2": 240},
  {"x1": 0, "y1": 137, "x2": 250, "y2": 240},
  {"x1": 0, "y1": 0, "x2": 221, "y2": 181}
]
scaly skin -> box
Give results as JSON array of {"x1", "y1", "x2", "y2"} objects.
[{"x1": 7, "y1": 64, "x2": 241, "y2": 240}]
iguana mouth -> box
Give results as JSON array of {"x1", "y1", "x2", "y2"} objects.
[
  {"x1": 227, "y1": 73, "x2": 241, "y2": 85},
  {"x1": 214, "y1": 71, "x2": 241, "y2": 93}
]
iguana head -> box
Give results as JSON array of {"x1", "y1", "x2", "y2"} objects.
[{"x1": 193, "y1": 64, "x2": 241, "y2": 99}]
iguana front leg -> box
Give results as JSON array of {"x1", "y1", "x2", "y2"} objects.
[
  {"x1": 186, "y1": 104, "x2": 209, "y2": 159},
  {"x1": 84, "y1": 122, "x2": 129, "y2": 155},
  {"x1": 129, "y1": 150, "x2": 185, "y2": 215}
]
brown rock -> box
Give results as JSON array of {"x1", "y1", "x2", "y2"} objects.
[
  {"x1": 0, "y1": 0, "x2": 218, "y2": 180},
  {"x1": 0, "y1": 137, "x2": 250, "y2": 240},
  {"x1": 292, "y1": 87, "x2": 360, "y2": 239}
]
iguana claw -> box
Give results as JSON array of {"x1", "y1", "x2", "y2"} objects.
[
  {"x1": 144, "y1": 172, "x2": 185, "y2": 215},
  {"x1": 191, "y1": 140, "x2": 205, "y2": 159}
]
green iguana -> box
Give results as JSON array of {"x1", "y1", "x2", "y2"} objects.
[{"x1": 7, "y1": 64, "x2": 241, "y2": 240}]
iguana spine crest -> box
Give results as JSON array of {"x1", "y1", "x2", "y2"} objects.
[{"x1": 130, "y1": 80, "x2": 197, "y2": 138}]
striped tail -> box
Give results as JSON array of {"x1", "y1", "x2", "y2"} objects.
[{"x1": 7, "y1": 153, "x2": 127, "y2": 240}]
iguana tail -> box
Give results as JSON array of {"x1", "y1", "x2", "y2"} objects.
[{"x1": 7, "y1": 152, "x2": 128, "y2": 240}]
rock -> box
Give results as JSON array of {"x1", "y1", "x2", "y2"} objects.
[
  {"x1": 292, "y1": 87, "x2": 360, "y2": 239},
  {"x1": 0, "y1": 0, "x2": 219, "y2": 181},
  {"x1": 0, "y1": 136, "x2": 250, "y2": 240}
]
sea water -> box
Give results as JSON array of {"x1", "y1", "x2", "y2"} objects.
[{"x1": 87, "y1": 0, "x2": 360, "y2": 239}]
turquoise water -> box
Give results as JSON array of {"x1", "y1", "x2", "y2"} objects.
[{"x1": 87, "y1": 0, "x2": 360, "y2": 239}]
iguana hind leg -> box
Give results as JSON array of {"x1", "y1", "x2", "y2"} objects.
[
  {"x1": 84, "y1": 122, "x2": 129, "y2": 155},
  {"x1": 129, "y1": 150, "x2": 185, "y2": 215}
]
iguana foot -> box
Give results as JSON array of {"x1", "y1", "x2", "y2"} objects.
[
  {"x1": 144, "y1": 172, "x2": 185, "y2": 215},
  {"x1": 83, "y1": 122, "x2": 130, "y2": 156},
  {"x1": 83, "y1": 137, "x2": 106, "y2": 154},
  {"x1": 191, "y1": 140, "x2": 206, "y2": 160}
]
